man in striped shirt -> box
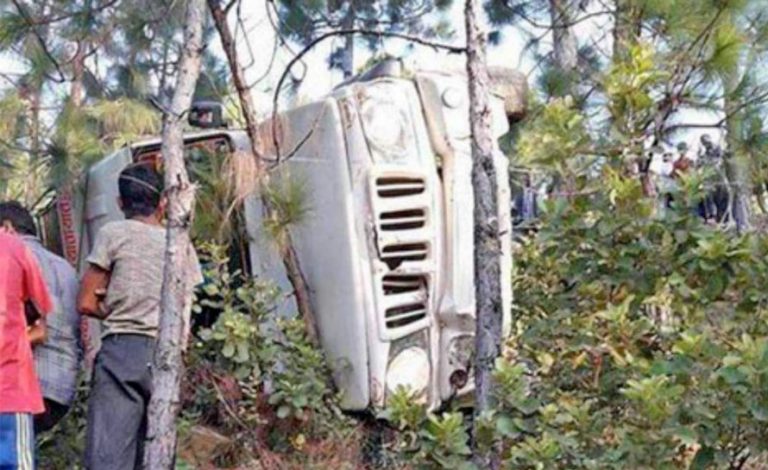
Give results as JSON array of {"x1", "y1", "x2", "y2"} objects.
[{"x1": 0, "y1": 201, "x2": 82, "y2": 433}]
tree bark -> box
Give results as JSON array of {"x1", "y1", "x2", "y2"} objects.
[
  {"x1": 70, "y1": 41, "x2": 86, "y2": 108},
  {"x1": 208, "y1": 0, "x2": 319, "y2": 345},
  {"x1": 465, "y1": 0, "x2": 503, "y2": 467},
  {"x1": 549, "y1": 0, "x2": 578, "y2": 89},
  {"x1": 723, "y1": 69, "x2": 752, "y2": 233},
  {"x1": 143, "y1": 0, "x2": 205, "y2": 468},
  {"x1": 341, "y1": 1, "x2": 355, "y2": 79},
  {"x1": 22, "y1": 86, "x2": 41, "y2": 206}
]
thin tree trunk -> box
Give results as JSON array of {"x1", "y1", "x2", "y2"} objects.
[
  {"x1": 70, "y1": 41, "x2": 86, "y2": 107},
  {"x1": 208, "y1": 0, "x2": 319, "y2": 345},
  {"x1": 158, "y1": 40, "x2": 171, "y2": 107},
  {"x1": 612, "y1": 0, "x2": 630, "y2": 61},
  {"x1": 549, "y1": 0, "x2": 577, "y2": 93},
  {"x1": 342, "y1": 2, "x2": 355, "y2": 79},
  {"x1": 548, "y1": 0, "x2": 578, "y2": 192},
  {"x1": 59, "y1": 47, "x2": 91, "y2": 367},
  {"x1": 26, "y1": 88, "x2": 41, "y2": 160},
  {"x1": 465, "y1": 0, "x2": 503, "y2": 467},
  {"x1": 143, "y1": 0, "x2": 205, "y2": 467},
  {"x1": 21, "y1": 87, "x2": 41, "y2": 206},
  {"x1": 612, "y1": 0, "x2": 652, "y2": 192},
  {"x1": 723, "y1": 69, "x2": 752, "y2": 232}
]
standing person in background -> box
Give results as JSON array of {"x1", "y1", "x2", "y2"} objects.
[
  {"x1": 78, "y1": 164, "x2": 203, "y2": 470},
  {"x1": 0, "y1": 201, "x2": 82, "y2": 433},
  {"x1": 672, "y1": 142, "x2": 694, "y2": 178},
  {"x1": 658, "y1": 152, "x2": 677, "y2": 211},
  {"x1": 0, "y1": 227, "x2": 53, "y2": 469},
  {"x1": 513, "y1": 172, "x2": 539, "y2": 228},
  {"x1": 698, "y1": 134, "x2": 728, "y2": 223}
]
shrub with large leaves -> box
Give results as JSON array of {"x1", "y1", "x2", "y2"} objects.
[
  {"x1": 496, "y1": 167, "x2": 768, "y2": 469},
  {"x1": 183, "y1": 243, "x2": 349, "y2": 464}
]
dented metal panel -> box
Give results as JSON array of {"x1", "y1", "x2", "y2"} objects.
[{"x1": 249, "y1": 99, "x2": 372, "y2": 410}]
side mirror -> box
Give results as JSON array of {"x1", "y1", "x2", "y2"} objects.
[{"x1": 188, "y1": 101, "x2": 226, "y2": 129}]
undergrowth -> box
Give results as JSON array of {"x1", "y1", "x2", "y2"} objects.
[
  {"x1": 177, "y1": 242, "x2": 368, "y2": 468},
  {"x1": 38, "y1": 242, "x2": 384, "y2": 469}
]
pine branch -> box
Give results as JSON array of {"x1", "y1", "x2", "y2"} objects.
[
  {"x1": 9, "y1": 0, "x2": 67, "y2": 83},
  {"x1": 223, "y1": 0, "x2": 239, "y2": 14},
  {"x1": 0, "y1": 136, "x2": 36, "y2": 155},
  {"x1": 265, "y1": 0, "x2": 310, "y2": 83},
  {"x1": 13, "y1": 0, "x2": 120, "y2": 27},
  {"x1": 509, "y1": 4, "x2": 614, "y2": 31},
  {"x1": 664, "y1": 88, "x2": 768, "y2": 135}
]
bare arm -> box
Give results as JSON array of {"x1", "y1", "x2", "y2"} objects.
[{"x1": 78, "y1": 265, "x2": 110, "y2": 319}]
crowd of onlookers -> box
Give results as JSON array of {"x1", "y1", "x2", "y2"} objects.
[
  {"x1": 1, "y1": 164, "x2": 201, "y2": 469},
  {"x1": 512, "y1": 134, "x2": 730, "y2": 226},
  {"x1": 646, "y1": 135, "x2": 729, "y2": 222}
]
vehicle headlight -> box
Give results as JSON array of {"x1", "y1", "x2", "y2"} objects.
[
  {"x1": 386, "y1": 347, "x2": 430, "y2": 396},
  {"x1": 360, "y1": 87, "x2": 411, "y2": 164}
]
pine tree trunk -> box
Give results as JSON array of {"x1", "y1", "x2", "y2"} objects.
[
  {"x1": 22, "y1": 86, "x2": 41, "y2": 160},
  {"x1": 143, "y1": 0, "x2": 205, "y2": 468},
  {"x1": 21, "y1": 87, "x2": 42, "y2": 206},
  {"x1": 208, "y1": 0, "x2": 319, "y2": 345},
  {"x1": 549, "y1": 0, "x2": 577, "y2": 81},
  {"x1": 465, "y1": 0, "x2": 503, "y2": 467},
  {"x1": 547, "y1": 0, "x2": 578, "y2": 192},
  {"x1": 342, "y1": 2, "x2": 355, "y2": 79},
  {"x1": 723, "y1": 69, "x2": 752, "y2": 232},
  {"x1": 70, "y1": 41, "x2": 86, "y2": 108}
]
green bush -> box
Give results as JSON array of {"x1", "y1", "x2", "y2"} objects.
[
  {"x1": 381, "y1": 387, "x2": 473, "y2": 470},
  {"x1": 182, "y1": 242, "x2": 351, "y2": 464},
  {"x1": 383, "y1": 171, "x2": 768, "y2": 469},
  {"x1": 492, "y1": 166, "x2": 768, "y2": 469},
  {"x1": 37, "y1": 380, "x2": 89, "y2": 470}
]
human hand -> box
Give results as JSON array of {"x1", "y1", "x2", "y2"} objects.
[
  {"x1": 95, "y1": 288, "x2": 108, "y2": 315},
  {"x1": 27, "y1": 319, "x2": 46, "y2": 346}
]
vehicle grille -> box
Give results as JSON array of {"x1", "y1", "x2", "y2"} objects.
[
  {"x1": 375, "y1": 176, "x2": 425, "y2": 197},
  {"x1": 379, "y1": 209, "x2": 427, "y2": 231},
  {"x1": 385, "y1": 303, "x2": 428, "y2": 328},
  {"x1": 371, "y1": 173, "x2": 434, "y2": 336},
  {"x1": 381, "y1": 242, "x2": 428, "y2": 263},
  {"x1": 382, "y1": 275, "x2": 424, "y2": 294}
]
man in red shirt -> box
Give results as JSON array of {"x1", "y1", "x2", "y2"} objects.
[{"x1": 0, "y1": 231, "x2": 53, "y2": 469}]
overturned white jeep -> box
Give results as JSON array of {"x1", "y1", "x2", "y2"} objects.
[{"x1": 40, "y1": 60, "x2": 526, "y2": 411}]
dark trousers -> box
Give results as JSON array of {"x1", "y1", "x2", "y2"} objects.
[
  {"x1": 34, "y1": 399, "x2": 70, "y2": 434},
  {"x1": 85, "y1": 334, "x2": 155, "y2": 470}
]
